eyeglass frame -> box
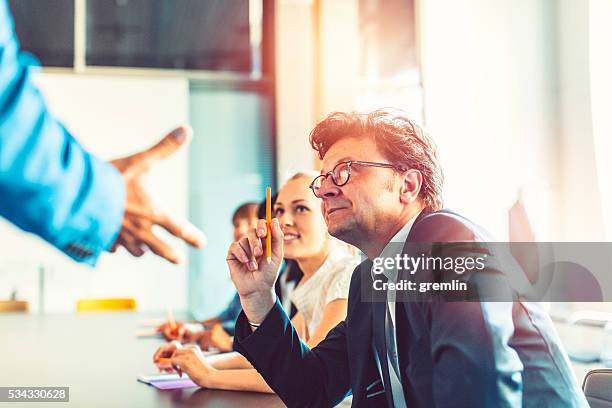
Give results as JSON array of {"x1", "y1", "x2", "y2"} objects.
[{"x1": 309, "y1": 160, "x2": 407, "y2": 197}]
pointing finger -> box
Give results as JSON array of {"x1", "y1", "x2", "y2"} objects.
[
  {"x1": 125, "y1": 223, "x2": 182, "y2": 264},
  {"x1": 157, "y1": 212, "x2": 206, "y2": 248},
  {"x1": 123, "y1": 206, "x2": 206, "y2": 249}
]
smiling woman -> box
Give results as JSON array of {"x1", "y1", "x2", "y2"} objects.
[
  {"x1": 274, "y1": 172, "x2": 331, "y2": 267},
  {"x1": 274, "y1": 172, "x2": 358, "y2": 340}
]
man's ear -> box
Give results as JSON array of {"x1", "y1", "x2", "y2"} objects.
[{"x1": 399, "y1": 169, "x2": 423, "y2": 204}]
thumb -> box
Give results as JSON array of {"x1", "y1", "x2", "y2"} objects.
[{"x1": 128, "y1": 125, "x2": 193, "y2": 172}]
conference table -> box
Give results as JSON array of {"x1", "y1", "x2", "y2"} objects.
[
  {"x1": 0, "y1": 312, "x2": 284, "y2": 407},
  {"x1": 1, "y1": 310, "x2": 604, "y2": 407}
]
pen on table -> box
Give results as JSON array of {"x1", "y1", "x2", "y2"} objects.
[{"x1": 266, "y1": 186, "x2": 272, "y2": 263}]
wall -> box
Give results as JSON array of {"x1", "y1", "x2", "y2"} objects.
[
  {"x1": 589, "y1": 0, "x2": 612, "y2": 240},
  {"x1": 275, "y1": 0, "x2": 318, "y2": 182},
  {"x1": 557, "y1": 0, "x2": 606, "y2": 241},
  {"x1": 188, "y1": 88, "x2": 274, "y2": 319},
  {"x1": 419, "y1": 0, "x2": 561, "y2": 240},
  {"x1": 0, "y1": 73, "x2": 190, "y2": 313}
]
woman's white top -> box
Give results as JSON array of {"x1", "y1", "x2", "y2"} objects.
[{"x1": 289, "y1": 244, "x2": 361, "y2": 337}]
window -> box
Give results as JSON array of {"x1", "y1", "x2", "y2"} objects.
[
  {"x1": 86, "y1": 0, "x2": 256, "y2": 73},
  {"x1": 359, "y1": 0, "x2": 418, "y2": 78},
  {"x1": 7, "y1": 0, "x2": 265, "y2": 75},
  {"x1": 8, "y1": 0, "x2": 75, "y2": 67}
]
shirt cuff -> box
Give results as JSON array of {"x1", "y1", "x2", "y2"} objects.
[
  {"x1": 233, "y1": 299, "x2": 289, "y2": 354},
  {"x1": 58, "y1": 154, "x2": 125, "y2": 266}
]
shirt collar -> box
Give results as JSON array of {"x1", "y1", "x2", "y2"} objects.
[{"x1": 370, "y1": 211, "x2": 421, "y2": 283}]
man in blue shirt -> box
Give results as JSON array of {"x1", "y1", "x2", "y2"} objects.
[{"x1": 0, "y1": 0, "x2": 205, "y2": 265}]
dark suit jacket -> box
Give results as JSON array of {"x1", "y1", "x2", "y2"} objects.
[{"x1": 234, "y1": 210, "x2": 587, "y2": 407}]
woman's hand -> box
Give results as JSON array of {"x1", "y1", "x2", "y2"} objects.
[
  {"x1": 157, "y1": 321, "x2": 185, "y2": 341},
  {"x1": 197, "y1": 330, "x2": 213, "y2": 350},
  {"x1": 157, "y1": 322, "x2": 203, "y2": 343},
  {"x1": 170, "y1": 346, "x2": 217, "y2": 388},
  {"x1": 188, "y1": 326, "x2": 230, "y2": 351},
  {"x1": 153, "y1": 340, "x2": 182, "y2": 373}
]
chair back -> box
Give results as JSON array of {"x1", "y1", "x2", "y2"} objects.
[{"x1": 583, "y1": 369, "x2": 612, "y2": 408}]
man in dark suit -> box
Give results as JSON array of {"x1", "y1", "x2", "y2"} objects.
[{"x1": 226, "y1": 110, "x2": 587, "y2": 407}]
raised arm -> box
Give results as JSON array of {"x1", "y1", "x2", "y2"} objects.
[
  {"x1": 0, "y1": 1, "x2": 205, "y2": 265},
  {"x1": 0, "y1": 0, "x2": 124, "y2": 264},
  {"x1": 226, "y1": 219, "x2": 351, "y2": 405}
]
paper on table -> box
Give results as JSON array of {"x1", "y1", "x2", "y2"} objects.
[
  {"x1": 138, "y1": 373, "x2": 182, "y2": 384},
  {"x1": 137, "y1": 373, "x2": 198, "y2": 390},
  {"x1": 151, "y1": 379, "x2": 198, "y2": 390}
]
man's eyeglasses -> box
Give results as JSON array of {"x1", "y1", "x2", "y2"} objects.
[{"x1": 309, "y1": 160, "x2": 405, "y2": 198}]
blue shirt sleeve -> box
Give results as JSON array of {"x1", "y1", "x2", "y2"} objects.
[
  {"x1": 0, "y1": 0, "x2": 125, "y2": 265},
  {"x1": 217, "y1": 292, "x2": 242, "y2": 325}
]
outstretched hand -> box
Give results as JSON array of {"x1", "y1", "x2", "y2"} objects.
[{"x1": 110, "y1": 126, "x2": 206, "y2": 263}]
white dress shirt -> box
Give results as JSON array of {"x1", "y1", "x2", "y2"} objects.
[{"x1": 370, "y1": 212, "x2": 420, "y2": 407}]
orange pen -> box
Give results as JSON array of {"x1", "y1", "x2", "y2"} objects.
[
  {"x1": 156, "y1": 357, "x2": 172, "y2": 364},
  {"x1": 266, "y1": 186, "x2": 272, "y2": 263}
]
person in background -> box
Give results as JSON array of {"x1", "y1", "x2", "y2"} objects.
[
  {"x1": 0, "y1": 0, "x2": 205, "y2": 265},
  {"x1": 154, "y1": 172, "x2": 359, "y2": 396},
  {"x1": 158, "y1": 202, "x2": 260, "y2": 351}
]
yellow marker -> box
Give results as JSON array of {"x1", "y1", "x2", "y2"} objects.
[
  {"x1": 156, "y1": 357, "x2": 172, "y2": 364},
  {"x1": 266, "y1": 186, "x2": 272, "y2": 263}
]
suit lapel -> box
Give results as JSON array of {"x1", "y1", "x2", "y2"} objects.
[{"x1": 372, "y1": 290, "x2": 394, "y2": 406}]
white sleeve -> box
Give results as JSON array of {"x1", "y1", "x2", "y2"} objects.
[{"x1": 323, "y1": 261, "x2": 356, "y2": 305}]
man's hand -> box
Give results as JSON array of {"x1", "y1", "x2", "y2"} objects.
[
  {"x1": 226, "y1": 218, "x2": 283, "y2": 325},
  {"x1": 110, "y1": 126, "x2": 206, "y2": 263}
]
